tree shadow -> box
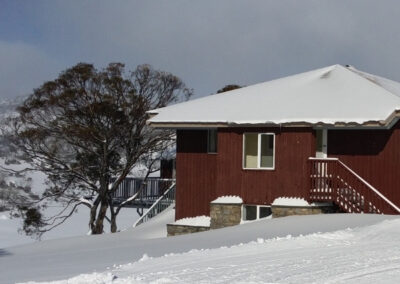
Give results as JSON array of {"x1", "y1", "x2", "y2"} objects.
[{"x1": 0, "y1": 249, "x2": 11, "y2": 257}]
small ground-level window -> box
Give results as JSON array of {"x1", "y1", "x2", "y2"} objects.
[
  {"x1": 207, "y1": 129, "x2": 218, "y2": 153},
  {"x1": 243, "y1": 133, "x2": 275, "y2": 169},
  {"x1": 259, "y1": 206, "x2": 272, "y2": 218},
  {"x1": 243, "y1": 205, "x2": 257, "y2": 220},
  {"x1": 242, "y1": 205, "x2": 272, "y2": 221}
]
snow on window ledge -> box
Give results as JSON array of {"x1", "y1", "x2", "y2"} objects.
[
  {"x1": 172, "y1": 216, "x2": 211, "y2": 227},
  {"x1": 211, "y1": 195, "x2": 243, "y2": 204},
  {"x1": 272, "y1": 197, "x2": 332, "y2": 207}
]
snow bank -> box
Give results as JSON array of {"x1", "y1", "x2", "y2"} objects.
[
  {"x1": 0, "y1": 214, "x2": 9, "y2": 220},
  {"x1": 22, "y1": 217, "x2": 400, "y2": 284},
  {"x1": 2, "y1": 214, "x2": 397, "y2": 283},
  {"x1": 173, "y1": 216, "x2": 210, "y2": 227},
  {"x1": 211, "y1": 195, "x2": 243, "y2": 204},
  {"x1": 126, "y1": 205, "x2": 174, "y2": 239},
  {"x1": 0, "y1": 158, "x2": 146, "y2": 248},
  {"x1": 0, "y1": 206, "x2": 145, "y2": 248}
]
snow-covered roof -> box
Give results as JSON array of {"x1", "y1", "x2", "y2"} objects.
[{"x1": 148, "y1": 65, "x2": 400, "y2": 128}]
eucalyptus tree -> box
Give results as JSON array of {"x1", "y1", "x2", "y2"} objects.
[{"x1": 10, "y1": 63, "x2": 191, "y2": 234}]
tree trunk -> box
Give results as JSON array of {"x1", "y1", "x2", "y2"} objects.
[
  {"x1": 88, "y1": 196, "x2": 102, "y2": 233},
  {"x1": 89, "y1": 204, "x2": 98, "y2": 233},
  {"x1": 109, "y1": 199, "x2": 118, "y2": 233},
  {"x1": 92, "y1": 201, "x2": 108, "y2": 234},
  {"x1": 110, "y1": 214, "x2": 117, "y2": 233}
]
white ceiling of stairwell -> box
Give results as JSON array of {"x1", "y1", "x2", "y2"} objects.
[{"x1": 148, "y1": 65, "x2": 400, "y2": 127}]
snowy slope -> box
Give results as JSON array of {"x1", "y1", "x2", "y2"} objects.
[
  {"x1": 0, "y1": 206, "x2": 144, "y2": 248},
  {"x1": 0, "y1": 213, "x2": 397, "y2": 283},
  {"x1": 0, "y1": 158, "x2": 145, "y2": 248},
  {"x1": 30, "y1": 218, "x2": 400, "y2": 284},
  {"x1": 0, "y1": 159, "x2": 152, "y2": 247}
]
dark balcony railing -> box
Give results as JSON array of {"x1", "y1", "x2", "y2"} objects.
[{"x1": 111, "y1": 177, "x2": 175, "y2": 208}]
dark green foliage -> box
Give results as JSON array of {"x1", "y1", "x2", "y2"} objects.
[
  {"x1": 216, "y1": 84, "x2": 242, "y2": 94},
  {"x1": 18, "y1": 206, "x2": 44, "y2": 237}
]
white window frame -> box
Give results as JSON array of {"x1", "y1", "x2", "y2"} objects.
[
  {"x1": 241, "y1": 204, "x2": 272, "y2": 221},
  {"x1": 242, "y1": 133, "x2": 275, "y2": 170}
]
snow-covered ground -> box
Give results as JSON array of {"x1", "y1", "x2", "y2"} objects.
[
  {"x1": 0, "y1": 211, "x2": 398, "y2": 283},
  {"x1": 0, "y1": 206, "x2": 144, "y2": 248},
  {"x1": 173, "y1": 215, "x2": 210, "y2": 227},
  {"x1": 2, "y1": 160, "x2": 399, "y2": 283},
  {"x1": 0, "y1": 159, "x2": 146, "y2": 248},
  {"x1": 32, "y1": 217, "x2": 400, "y2": 284}
]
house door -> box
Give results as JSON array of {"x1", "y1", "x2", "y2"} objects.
[{"x1": 316, "y1": 129, "x2": 327, "y2": 158}]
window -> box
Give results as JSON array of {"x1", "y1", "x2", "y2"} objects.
[
  {"x1": 242, "y1": 205, "x2": 272, "y2": 221},
  {"x1": 316, "y1": 129, "x2": 323, "y2": 153},
  {"x1": 315, "y1": 129, "x2": 327, "y2": 158},
  {"x1": 243, "y1": 205, "x2": 257, "y2": 220},
  {"x1": 207, "y1": 129, "x2": 218, "y2": 153},
  {"x1": 243, "y1": 133, "x2": 275, "y2": 169},
  {"x1": 259, "y1": 206, "x2": 271, "y2": 218}
]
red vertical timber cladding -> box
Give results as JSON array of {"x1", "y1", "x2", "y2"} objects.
[
  {"x1": 176, "y1": 127, "x2": 315, "y2": 219},
  {"x1": 328, "y1": 120, "x2": 400, "y2": 208},
  {"x1": 216, "y1": 127, "x2": 315, "y2": 205},
  {"x1": 175, "y1": 130, "x2": 216, "y2": 220}
]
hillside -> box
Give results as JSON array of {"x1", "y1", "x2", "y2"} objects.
[{"x1": 0, "y1": 212, "x2": 398, "y2": 283}]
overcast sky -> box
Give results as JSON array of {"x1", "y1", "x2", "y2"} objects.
[{"x1": 1, "y1": 1, "x2": 400, "y2": 100}]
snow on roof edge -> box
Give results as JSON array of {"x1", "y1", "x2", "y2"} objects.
[{"x1": 148, "y1": 113, "x2": 400, "y2": 128}]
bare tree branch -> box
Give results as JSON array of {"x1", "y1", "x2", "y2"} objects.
[{"x1": 8, "y1": 62, "x2": 191, "y2": 235}]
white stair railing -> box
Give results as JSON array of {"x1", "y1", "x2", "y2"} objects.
[{"x1": 133, "y1": 182, "x2": 176, "y2": 227}]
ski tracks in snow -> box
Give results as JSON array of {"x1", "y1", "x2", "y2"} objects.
[{"x1": 22, "y1": 219, "x2": 400, "y2": 284}]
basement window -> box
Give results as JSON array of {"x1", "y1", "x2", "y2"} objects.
[
  {"x1": 242, "y1": 205, "x2": 272, "y2": 221},
  {"x1": 243, "y1": 133, "x2": 275, "y2": 169},
  {"x1": 207, "y1": 129, "x2": 218, "y2": 153}
]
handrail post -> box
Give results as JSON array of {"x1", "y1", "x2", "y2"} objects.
[
  {"x1": 306, "y1": 159, "x2": 312, "y2": 202},
  {"x1": 332, "y1": 160, "x2": 338, "y2": 203}
]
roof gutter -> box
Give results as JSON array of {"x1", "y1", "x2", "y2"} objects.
[{"x1": 147, "y1": 110, "x2": 400, "y2": 130}]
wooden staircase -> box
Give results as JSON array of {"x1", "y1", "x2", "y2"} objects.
[{"x1": 308, "y1": 158, "x2": 400, "y2": 214}]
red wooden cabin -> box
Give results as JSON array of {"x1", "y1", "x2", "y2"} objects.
[{"x1": 148, "y1": 65, "x2": 400, "y2": 220}]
